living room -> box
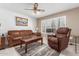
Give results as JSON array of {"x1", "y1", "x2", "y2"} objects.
[{"x1": 0, "y1": 2, "x2": 79, "y2": 57}]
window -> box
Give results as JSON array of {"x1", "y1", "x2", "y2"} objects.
[{"x1": 41, "y1": 16, "x2": 66, "y2": 33}]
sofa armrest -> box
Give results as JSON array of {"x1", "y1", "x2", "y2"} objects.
[
  {"x1": 7, "y1": 35, "x2": 14, "y2": 45},
  {"x1": 33, "y1": 32, "x2": 41, "y2": 36},
  {"x1": 7, "y1": 35, "x2": 14, "y2": 39}
]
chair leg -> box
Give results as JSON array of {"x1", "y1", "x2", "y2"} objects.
[
  {"x1": 20, "y1": 44, "x2": 22, "y2": 48},
  {"x1": 25, "y1": 44, "x2": 27, "y2": 53},
  {"x1": 41, "y1": 39, "x2": 43, "y2": 45},
  {"x1": 20, "y1": 41, "x2": 22, "y2": 48}
]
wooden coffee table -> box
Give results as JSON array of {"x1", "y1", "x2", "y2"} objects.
[{"x1": 20, "y1": 36, "x2": 43, "y2": 53}]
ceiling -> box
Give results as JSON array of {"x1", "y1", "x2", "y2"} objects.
[{"x1": 0, "y1": 3, "x2": 79, "y2": 18}]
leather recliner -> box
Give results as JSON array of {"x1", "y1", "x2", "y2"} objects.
[{"x1": 48, "y1": 27, "x2": 71, "y2": 52}]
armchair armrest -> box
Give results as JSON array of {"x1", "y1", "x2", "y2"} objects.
[
  {"x1": 48, "y1": 34, "x2": 56, "y2": 38},
  {"x1": 56, "y1": 34, "x2": 67, "y2": 39},
  {"x1": 57, "y1": 36, "x2": 66, "y2": 39}
]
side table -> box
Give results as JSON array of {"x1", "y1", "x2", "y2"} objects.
[
  {"x1": 72, "y1": 35, "x2": 79, "y2": 53},
  {"x1": 0, "y1": 36, "x2": 5, "y2": 49}
]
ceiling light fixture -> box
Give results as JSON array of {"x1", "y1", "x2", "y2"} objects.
[{"x1": 24, "y1": 3, "x2": 45, "y2": 15}]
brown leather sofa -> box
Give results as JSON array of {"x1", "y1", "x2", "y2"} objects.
[
  {"x1": 48, "y1": 27, "x2": 71, "y2": 52},
  {"x1": 7, "y1": 30, "x2": 42, "y2": 47}
]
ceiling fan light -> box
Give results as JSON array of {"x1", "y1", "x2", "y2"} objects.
[
  {"x1": 33, "y1": 11, "x2": 40, "y2": 15},
  {"x1": 37, "y1": 11, "x2": 40, "y2": 14}
]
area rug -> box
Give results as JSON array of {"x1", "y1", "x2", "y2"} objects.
[{"x1": 15, "y1": 42, "x2": 60, "y2": 56}]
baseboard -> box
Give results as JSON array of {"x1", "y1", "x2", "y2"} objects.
[{"x1": 69, "y1": 42, "x2": 79, "y2": 46}]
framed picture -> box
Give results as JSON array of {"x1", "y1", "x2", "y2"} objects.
[{"x1": 16, "y1": 17, "x2": 28, "y2": 26}]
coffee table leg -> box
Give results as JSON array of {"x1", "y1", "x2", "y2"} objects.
[
  {"x1": 20, "y1": 41, "x2": 22, "y2": 48},
  {"x1": 25, "y1": 44, "x2": 27, "y2": 53},
  {"x1": 75, "y1": 37, "x2": 77, "y2": 53},
  {"x1": 41, "y1": 39, "x2": 43, "y2": 45}
]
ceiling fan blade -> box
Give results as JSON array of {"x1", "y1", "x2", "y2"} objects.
[
  {"x1": 24, "y1": 3, "x2": 45, "y2": 13},
  {"x1": 24, "y1": 9, "x2": 34, "y2": 10},
  {"x1": 37, "y1": 9, "x2": 45, "y2": 12}
]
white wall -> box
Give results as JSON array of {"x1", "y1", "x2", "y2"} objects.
[
  {"x1": 0, "y1": 8, "x2": 37, "y2": 35},
  {"x1": 37, "y1": 8, "x2": 79, "y2": 36}
]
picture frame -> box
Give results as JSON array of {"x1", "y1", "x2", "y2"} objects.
[{"x1": 16, "y1": 17, "x2": 28, "y2": 26}]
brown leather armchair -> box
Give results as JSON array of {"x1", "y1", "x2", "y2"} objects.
[{"x1": 48, "y1": 27, "x2": 71, "y2": 52}]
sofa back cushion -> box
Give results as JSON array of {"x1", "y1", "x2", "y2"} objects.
[
  {"x1": 8, "y1": 30, "x2": 33, "y2": 37},
  {"x1": 20, "y1": 30, "x2": 33, "y2": 36},
  {"x1": 8, "y1": 30, "x2": 20, "y2": 37}
]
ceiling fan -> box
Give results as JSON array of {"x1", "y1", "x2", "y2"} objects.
[{"x1": 24, "y1": 3, "x2": 45, "y2": 14}]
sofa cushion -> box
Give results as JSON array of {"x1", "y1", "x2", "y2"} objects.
[
  {"x1": 20, "y1": 30, "x2": 33, "y2": 36},
  {"x1": 22, "y1": 35, "x2": 32, "y2": 39},
  {"x1": 13, "y1": 37, "x2": 22, "y2": 40},
  {"x1": 8, "y1": 31, "x2": 20, "y2": 37}
]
